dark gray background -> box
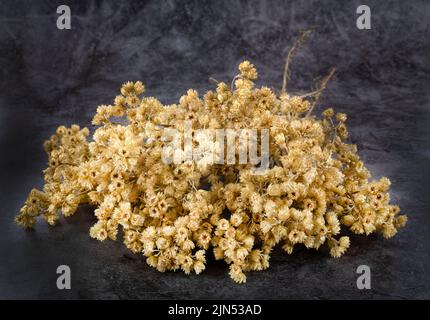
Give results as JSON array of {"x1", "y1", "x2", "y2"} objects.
[{"x1": 0, "y1": 0, "x2": 429, "y2": 299}]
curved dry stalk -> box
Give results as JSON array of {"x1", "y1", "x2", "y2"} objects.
[
  {"x1": 209, "y1": 77, "x2": 220, "y2": 84},
  {"x1": 281, "y1": 29, "x2": 314, "y2": 93},
  {"x1": 305, "y1": 68, "x2": 336, "y2": 117}
]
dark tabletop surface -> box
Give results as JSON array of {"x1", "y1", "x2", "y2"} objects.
[{"x1": 0, "y1": 0, "x2": 429, "y2": 299}]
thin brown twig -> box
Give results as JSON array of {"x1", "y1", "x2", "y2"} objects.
[
  {"x1": 281, "y1": 29, "x2": 314, "y2": 93},
  {"x1": 209, "y1": 77, "x2": 220, "y2": 84},
  {"x1": 305, "y1": 68, "x2": 336, "y2": 117},
  {"x1": 231, "y1": 75, "x2": 240, "y2": 91}
]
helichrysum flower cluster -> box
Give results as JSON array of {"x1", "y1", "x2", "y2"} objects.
[{"x1": 15, "y1": 61, "x2": 407, "y2": 283}]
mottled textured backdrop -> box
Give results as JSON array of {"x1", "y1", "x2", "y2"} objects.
[{"x1": 0, "y1": 0, "x2": 429, "y2": 299}]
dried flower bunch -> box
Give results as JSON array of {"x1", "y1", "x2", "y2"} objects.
[{"x1": 15, "y1": 61, "x2": 406, "y2": 283}]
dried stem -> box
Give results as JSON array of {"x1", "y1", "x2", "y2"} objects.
[
  {"x1": 281, "y1": 29, "x2": 314, "y2": 93},
  {"x1": 209, "y1": 77, "x2": 219, "y2": 84},
  {"x1": 305, "y1": 68, "x2": 336, "y2": 117}
]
